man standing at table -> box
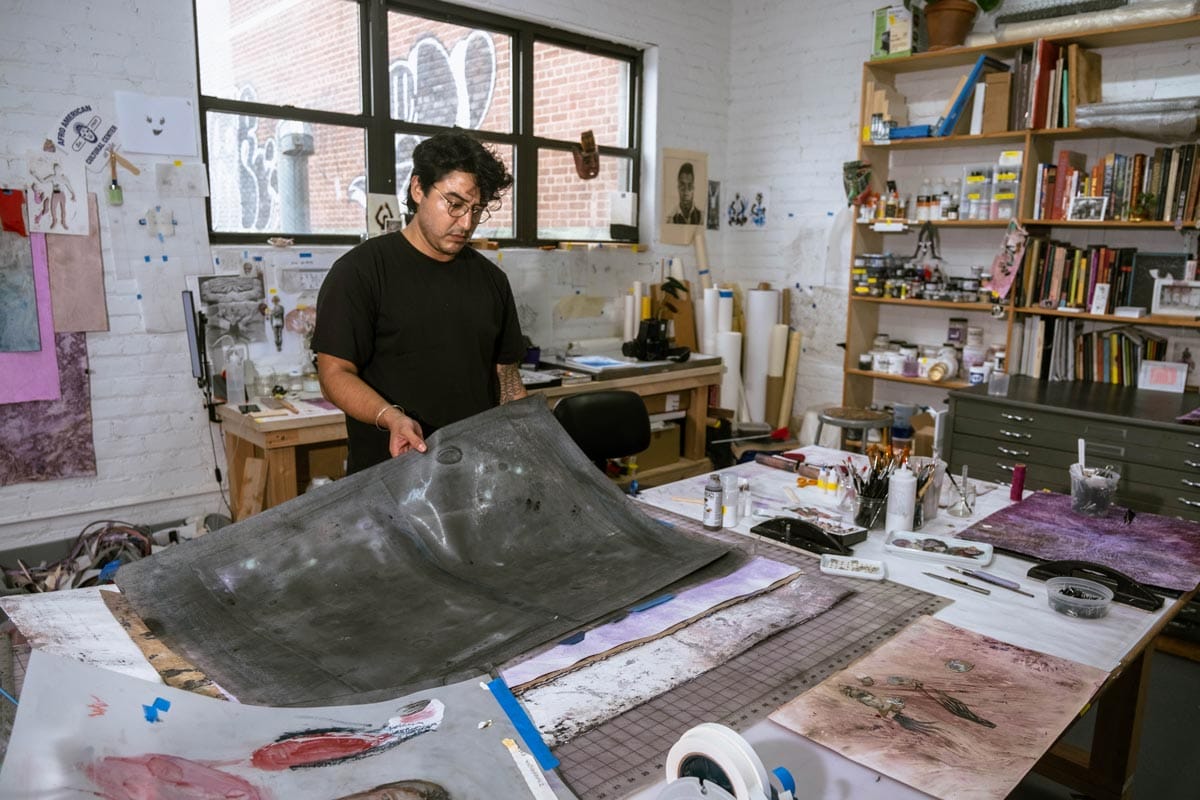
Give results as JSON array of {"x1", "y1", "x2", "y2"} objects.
[{"x1": 313, "y1": 131, "x2": 526, "y2": 474}]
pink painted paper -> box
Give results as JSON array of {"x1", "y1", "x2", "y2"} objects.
[
  {"x1": 46, "y1": 193, "x2": 109, "y2": 332},
  {"x1": 0, "y1": 233, "x2": 60, "y2": 403}
]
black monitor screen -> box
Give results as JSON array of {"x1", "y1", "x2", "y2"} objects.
[{"x1": 182, "y1": 290, "x2": 203, "y2": 380}]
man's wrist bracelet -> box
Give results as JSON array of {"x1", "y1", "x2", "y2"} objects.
[{"x1": 374, "y1": 403, "x2": 405, "y2": 430}]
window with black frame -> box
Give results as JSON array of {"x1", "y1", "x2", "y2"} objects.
[{"x1": 194, "y1": 0, "x2": 642, "y2": 246}]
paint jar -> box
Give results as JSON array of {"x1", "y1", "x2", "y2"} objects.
[
  {"x1": 872, "y1": 333, "x2": 891, "y2": 350},
  {"x1": 968, "y1": 364, "x2": 989, "y2": 385},
  {"x1": 947, "y1": 317, "x2": 968, "y2": 344},
  {"x1": 853, "y1": 495, "x2": 887, "y2": 530},
  {"x1": 966, "y1": 326, "x2": 984, "y2": 347},
  {"x1": 871, "y1": 350, "x2": 891, "y2": 372},
  {"x1": 962, "y1": 343, "x2": 988, "y2": 368},
  {"x1": 987, "y1": 370, "x2": 1011, "y2": 396},
  {"x1": 703, "y1": 474, "x2": 724, "y2": 530},
  {"x1": 858, "y1": 353, "x2": 874, "y2": 370}
]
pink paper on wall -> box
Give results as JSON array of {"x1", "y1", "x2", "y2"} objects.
[
  {"x1": 0, "y1": 234, "x2": 62, "y2": 403},
  {"x1": 46, "y1": 194, "x2": 109, "y2": 332}
]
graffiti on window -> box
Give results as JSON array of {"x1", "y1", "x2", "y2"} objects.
[
  {"x1": 349, "y1": 31, "x2": 497, "y2": 210},
  {"x1": 236, "y1": 86, "x2": 279, "y2": 231}
]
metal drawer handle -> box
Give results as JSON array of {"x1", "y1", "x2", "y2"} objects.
[
  {"x1": 997, "y1": 446, "x2": 1029, "y2": 456},
  {"x1": 1000, "y1": 412, "x2": 1031, "y2": 423},
  {"x1": 999, "y1": 429, "x2": 1031, "y2": 440},
  {"x1": 1183, "y1": 478, "x2": 1200, "y2": 488},
  {"x1": 995, "y1": 463, "x2": 1015, "y2": 472},
  {"x1": 1186, "y1": 460, "x2": 1200, "y2": 469},
  {"x1": 1179, "y1": 497, "x2": 1200, "y2": 508}
]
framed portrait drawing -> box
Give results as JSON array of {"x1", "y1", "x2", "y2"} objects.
[
  {"x1": 1166, "y1": 335, "x2": 1200, "y2": 389},
  {"x1": 660, "y1": 148, "x2": 707, "y2": 245},
  {"x1": 1139, "y1": 360, "x2": 1187, "y2": 393},
  {"x1": 1066, "y1": 195, "x2": 1107, "y2": 221}
]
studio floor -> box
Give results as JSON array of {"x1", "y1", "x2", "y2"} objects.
[{"x1": 1013, "y1": 644, "x2": 1200, "y2": 800}]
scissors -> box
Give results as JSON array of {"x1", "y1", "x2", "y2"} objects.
[{"x1": 796, "y1": 476, "x2": 819, "y2": 488}]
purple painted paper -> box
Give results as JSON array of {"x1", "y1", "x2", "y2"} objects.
[
  {"x1": 957, "y1": 493, "x2": 1200, "y2": 593},
  {"x1": 0, "y1": 333, "x2": 96, "y2": 486},
  {"x1": 500, "y1": 556, "x2": 798, "y2": 688},
  {"x1": 0, "y1": 234, "x2": 61, "y2": 403}
]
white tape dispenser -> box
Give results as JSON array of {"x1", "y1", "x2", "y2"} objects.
[{"x1": 658, "y1": 723, "x2": 796, "y2": 800}]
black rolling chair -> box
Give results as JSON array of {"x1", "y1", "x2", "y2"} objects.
[{"x1": 552, "y1": 390, "x2": 651, "y2": 469}]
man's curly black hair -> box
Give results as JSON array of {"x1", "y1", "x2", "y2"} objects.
[{"x1": 406, "y1": 130, "x2": 513, "y2": 213}]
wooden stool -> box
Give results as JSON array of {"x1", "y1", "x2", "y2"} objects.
[{"x1": 816, "y1": 407, "x2": 893, "y2": 451}]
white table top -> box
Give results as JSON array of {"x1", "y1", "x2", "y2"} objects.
[{"x1": 0, "y1": 445, "x2": 1186, "y2": 800}]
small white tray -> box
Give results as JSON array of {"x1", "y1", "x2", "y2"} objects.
[
  {"x1": 883, "y1": 531, "x2": 993, "y2": 566},
  {"x1": 820, "y1": 554, "x2": 886, "y2": 581}
]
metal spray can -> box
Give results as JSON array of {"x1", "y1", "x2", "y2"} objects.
[
  {"x1": 703, "y1": 473, "x2": 724, "y2": 531},
  {"x1": 1010, "y1": 463, "x2": 1026, "y2": 501}
]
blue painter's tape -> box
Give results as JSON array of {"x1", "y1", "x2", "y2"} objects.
[
  {"x1": 773, "y1": 766, "x2": 796, "y2": 794},
  {"x1": 299, "y1": 252, "x2": 312, "y2": 258},
  {"x1": 142, "y1": 696, "x2": 171, "y2": 722},
  {"x1": 143, "y1": 255, "x2": 151, "y2": 262},
  {"x1": 0, "y1": 686, "x2": 18, "y2": 707},
  {"x1": 630, "y1": 594, "x2": 673, "y2": 613},
  {"x1": 486, "y1": 677, "x2": 558, "y2": 771},
  {"x1": 98, "y1": 560, "x2": 120, "y2": 581},
  {"x1": 161, "y1": 255, "x2": 168, "y2": 262},
  {"x1": 718, "y1": 289, "x2": 733, "y2": 298}
]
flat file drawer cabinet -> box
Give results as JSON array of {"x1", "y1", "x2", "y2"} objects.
[{"x1": 947, "y1": 377, "x2": 1200, "y2": 521}]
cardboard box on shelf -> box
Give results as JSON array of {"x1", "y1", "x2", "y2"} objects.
[
  {"x1": 636, "y1": 423, "x2": 682, "y2": 471},
  {"x1": 982, "y1": 71, "x2": 1012, "y2": 134},
  {"x1": 910, "y1": 412, "x2": 935, "y2": 457},
  {"x1": 872, "y1": 5, "x2": 923, "y2": 60}
]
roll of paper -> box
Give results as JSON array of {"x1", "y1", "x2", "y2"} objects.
[
  {"x1": 764, "y1": 323, "x2": 790, "y2": 426},
  {"x1": 668, "y1": 257, "x2": 685, "y2": 281},
  {"x1": 717, "y1": 290, "x2": 733, "y2": 333},
  {"x1": 702, "y1": 287, "x2": 719, "y2": 356},
  {"x1": 776, "y1": 330, "x2": 803, "y2": 431},
  {"x1": 717, "y1": 331, "x2": 743, "y2": 411},
  {"x1": 632, "y1": 280, "x2": 644, "y2": 302},
  {"x1": 742, "y1": 289, "x2": 780, "y2": 423},
  {"x1": 623, "y1": 293, "x2": 637, "y2": 342},
  {"x1": 693, "y1": 231, "x2": 712, "y2": 289}
]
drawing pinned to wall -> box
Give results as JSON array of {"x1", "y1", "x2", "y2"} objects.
[
  {"x1": 137, "y1": 258, "x2": 189, "y2": 334},
  {"x1": 114, "y1": 91, "x2": 198, "y2": 156},
  {"x1": 195, "y1": 274, "x2": 268, "y2": 357},
  {"x1": 660, "y1": 149, "x2": 707, "y2": 245},
  {"x1": 140, "y1": 206, "x2": 177, "y2": 239},
  {"x1": 0, "y1": 230, "x2": 40, "y2": 352},
  {"x1": 726, "y1": 187, "x2": 769, "y2": 230},
  {"x1": 1166, "y1": 335, "x2": 1200, "y2": 389},
  {"x1": 233, "y1": 87, "x2": 280, "y2": 231},
  {"x1": 0, "y1": 234, "x2": 61, "y2": 404},
  {"x1": 706, "y1": 179, "x2": 721, "y2": 231},
  {"x1": 26, "y1": 150, "x2": 87, "y2": 236},
  {"x1": 157, "y1": 162, "x2": 210, "y2": 198},
  {"x1": 0, "y1": 333, "x2": 97, "y2": 486},
  {"x1": 46, "y1": 194, "x2": 110, "y2": 333},
  {"x1": 1, "y1": 650, "x2": 570, "y2": 799}
]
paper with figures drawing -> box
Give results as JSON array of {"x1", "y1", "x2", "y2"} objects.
[
  {"x1": 0, "y1": 649, "x2": 572, "y2": 799},
  {"x1": 770, "y1": 616, "x2": 1107, "y2": 800}
]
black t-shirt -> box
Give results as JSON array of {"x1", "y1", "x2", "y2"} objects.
[{"x1": 312, "y1": 232, "x2": 525, "y2": 473}]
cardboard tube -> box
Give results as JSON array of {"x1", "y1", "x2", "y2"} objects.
[
  {"x1": 641, "y1": 295, "x2": 651, "y2": 320},
  {"x1": 623, "y1": 293, "x2": 637, "y2": 341},
  {"x1": 693, "y1": 229, "x2": 712, "y2": 290},
  {"x1": 743, "y1": 289, "x2": 780, "y2": 423},
  {"x1": 776, "y1": 330, "x2": 802, "y2": 432},
  {"x1": 716, "y1": 331, "x2": 743, "y2": 411}
]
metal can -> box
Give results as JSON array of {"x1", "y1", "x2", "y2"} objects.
[{"x1": 1010, "y1": 463, "x2": 1026, "y2": 501}]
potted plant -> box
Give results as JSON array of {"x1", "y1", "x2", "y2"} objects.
[{"x1": 907, "y1": 0, "x2": 1002, "y2": 51}]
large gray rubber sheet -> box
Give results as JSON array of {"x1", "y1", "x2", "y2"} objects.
[{"x1": 115, "y1": 397, "x2": 727, "y2": 707}]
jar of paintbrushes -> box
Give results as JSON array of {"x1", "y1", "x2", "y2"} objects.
[{"x1": 849, "y1": 451, "x2": 896, "y2": 530}]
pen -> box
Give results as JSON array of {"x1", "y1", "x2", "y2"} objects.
[
  {"x1": 946, "y1": 566, "x2": 1036, "y2": 597},
  {"x1": 923, "y1": 571, "x2": 991, "y2": 595}
]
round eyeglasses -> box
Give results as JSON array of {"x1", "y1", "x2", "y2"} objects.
[{"x1": 430, "y1": 185, "x2": 497, "y2": 224}]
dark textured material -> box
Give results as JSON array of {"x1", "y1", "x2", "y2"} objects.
[
  {"x1": 0, "y1": 333, "x2": 96, "y2": 486},
  {"x1": 115, "y1": 397, "x2": 727, "y2": 707},
  {"x1": 958, "y1": 492, "x2": 1200, "y2": 593}
]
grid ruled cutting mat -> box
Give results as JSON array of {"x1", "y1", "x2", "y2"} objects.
[{"x1": 551, "y1": 507, "x2": 949, "y2": 799}]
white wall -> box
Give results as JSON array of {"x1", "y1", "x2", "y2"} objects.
[{"x1": 0, "y1": 0, "x2": 735, "y2": 551}]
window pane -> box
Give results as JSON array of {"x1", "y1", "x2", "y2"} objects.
[
  {"x1": 387, "y1": 12, "x2": 512, "y2": 134},
  {"x1": 534, "y1": 43, "x2": 630, "y2": 147},
  {"x1": 206, "y1": 111, "x2": 366, "y2": 236},
  {"x1": 537, "y1": 149, "x2": 633, "y2": 241},
  {"x1": 196, "y1": 0, "x2": 361, "y2": 114},
  {"x1": 395, "y1": 135, "x2": 514, "y2": 240}
]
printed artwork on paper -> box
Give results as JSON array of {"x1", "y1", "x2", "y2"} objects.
[
  {"x1": 25, "y1": 150, "x2": 87, "y2": 236},
  {"x1": 114, "y1": 91, "x2": 198, "y2": 156},
  {"x1": 726, "y1": 186, "x2": 769, "y2": 230},
  {"x1": 660, "y1": 149, "x2": 707, "y2": 245},
  {"x1": 0, "y1": 230, "x2": 40, "y2": 352}
]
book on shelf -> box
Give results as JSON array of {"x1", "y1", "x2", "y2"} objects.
[
  {"x1": 1052, "y1": 150, "x2": 1087, "y2": 220},
  {"x1": 981, "y1": 70, "x2": 1011, "y2": 134},
  {"x1": 969, "y1": 82, "x2": 987, "y2": 135},
  {"x1": 1066, "y1": 44, "x2": 1102, "y2": 128},
  {"x1": 1028, "y1": 39, "x2": 1061, "y2": 130},
  {"x1": 1113, "y1": 306, "x2": 1147, "y2": 318},
  {"x1": 935, "y1": 55, "x2": 1010, "y2": 137}
]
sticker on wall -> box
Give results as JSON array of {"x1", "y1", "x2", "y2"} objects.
[
  {"x1": 25, "y1": 150, "x2": 88, "y2": 236},
  {"x1": 367, "y1": 192, "x2": 403, "y2": 237},
  {"x1": 114, "y1": 91, "x2": 198, "y2": 156},
  {"x1": 53, "y1": 104, "x2": 119, "y2": 172}
]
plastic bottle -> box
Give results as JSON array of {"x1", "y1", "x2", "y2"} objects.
[
  {"x1": 930, "y1": 176, "x2": 946, "y2": 220},
  {"x1": 703, "y1": 474, "x2": 724, "y2": 531},
  {"x1": 737, "y1": 478, "x2": 751, "y2": 518},
  {"x1": 225, "y1": 348, "x2": 246, "y2": 406},
  {"x1": 885, "y1": 463, "x2": 917, "y2": 533}
]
